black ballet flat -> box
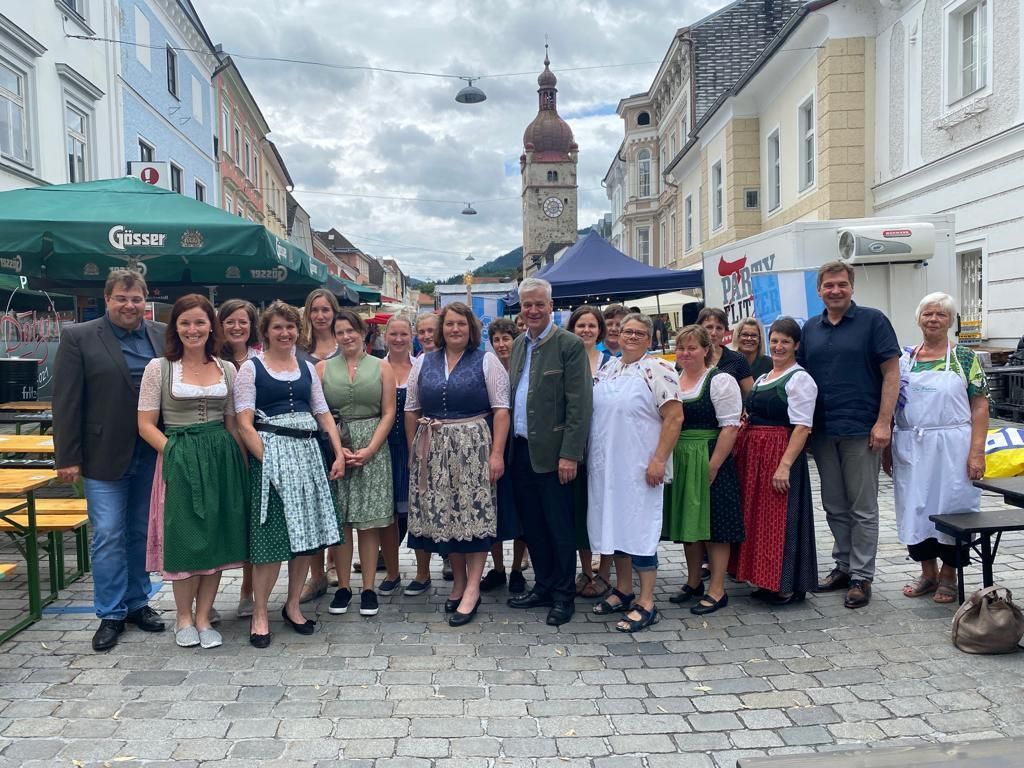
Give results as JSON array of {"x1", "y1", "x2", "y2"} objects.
[
  {"x1": 281, "y1": 606, "x2": 316, "y2": 635},
  {"x1": 249, "y1": 618, "x2": 272, "y2": 649},
  {"x1": 764, "y1": 591, "x2": 805, "y2": 607},
  {"x1": 448, "y1": 598, "x2": 481, "y2": 627}
]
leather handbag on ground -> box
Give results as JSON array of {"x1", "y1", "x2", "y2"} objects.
[
  {"x1": 951, "y1": 585, "x2": 1024, "y2": 654},
  {"x1": 317, "y1": 415, "x2": 353, "y2": 469}
]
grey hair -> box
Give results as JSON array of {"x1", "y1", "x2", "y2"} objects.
[
  {"x1": 621, "y1": 312, "x2": 653, "y2": 337},
  {"x1": 915, "y1": 292, "x2": 956, "y2": 325},
  {"x1": 518, "y1": 277, "x2": 552, "y2": 301}
]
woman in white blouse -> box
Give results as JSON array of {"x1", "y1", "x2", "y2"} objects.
[
  {"x1": 404, "y1": 303, "x2": 510, "y2": 627},
  {"x1": 734, "y1": 317, "x2": 819, "y2": 606},
  {"x1": 233, "y1": 302, "x2": 346, "y2": 648},
  {"x1": 663, "y1": 325, "x2": 744, "y2": 616},
  {"x1": 587, "y1": 313, "x2": 683, "y2": 632}
]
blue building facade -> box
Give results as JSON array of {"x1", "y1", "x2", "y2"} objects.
[{"x1": 117, "y1": 0, "x2": 218, "y2": 203}]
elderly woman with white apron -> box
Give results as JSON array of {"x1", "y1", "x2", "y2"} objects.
[
  {"x1": 587, "y1": 313, "x2": 683, "y2": 632},
  {"x1": 886, "y1": 292, "x2": 989, "y2": 604}
]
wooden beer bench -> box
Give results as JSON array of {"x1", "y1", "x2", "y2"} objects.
[{"x1": 929, "y1": 477, "x2": 1024, "y2": 604}]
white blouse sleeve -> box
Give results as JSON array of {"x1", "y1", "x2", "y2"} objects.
[
  {"x1": 644, "y1": 358, "x2": 682, "y2": 410},
  {"x1": 404, "y1": 355, "x2": 425, "y2": 412},
  {"x1": 233, "y1": 360, "x2": 257, "y2": 413},
  {"x1": 710, "y1": 373, "x2": 743, "y2": 427},
  {"x1": 137, "y1": 358, "x2": 163, "y2": 412},
  {"x1": 785, "y1": 370, "x2": 818, "y2": 428},
  {"x1": 306, "y1": 361, "x2": 330, "y2": 416},
  {"x1": 483, "y1": 352, "x2": 511, "y2": 409}
]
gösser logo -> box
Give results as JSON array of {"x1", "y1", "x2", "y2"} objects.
[
  {"x1": 249, "y1": 266, "x2": 288, "y2": 282},
  {"x1": 0, "y1": 255, "x2": 22, "y2": 272},
  {"x1": 108, "y1": 225, "x2": 167, "y2": 251}
]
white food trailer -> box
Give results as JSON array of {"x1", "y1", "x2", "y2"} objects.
[{"x1": 702, "y1": 214, "x2": 957, "y2": 347}]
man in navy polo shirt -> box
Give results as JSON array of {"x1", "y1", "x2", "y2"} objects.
[{"x1": 798, "y1": 261, "x2": 900, "y2": 609}]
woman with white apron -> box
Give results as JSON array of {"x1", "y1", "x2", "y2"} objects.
[
  {"x1": 587, "y1": 314, "x2": 683, "y2": 632},
  {"x1": 887, "y1": 292, "x2": 989, "y2": 604}
]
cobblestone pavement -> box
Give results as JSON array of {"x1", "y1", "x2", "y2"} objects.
[{"x1": 1, "y1": 465, "x2": 1023, "y2": 768}]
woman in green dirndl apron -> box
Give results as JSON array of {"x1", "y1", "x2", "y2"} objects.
[
  {"x1": 318, "y1": 308, "x2": 397, "y2": 618},
  {"x1": 234, "y1": 302, "x2": 347, "y2": 649},
  {"x1": 139, "y1": 295, "x2": 249, "y2": 650},
  {"x1": 663, "y1": 325, "x2": 744, "y2": 616}
]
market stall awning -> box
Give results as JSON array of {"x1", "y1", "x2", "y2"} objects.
[
  {"x1": 504, "y1": 230, "x2": 703, "y2": 310},
  {"x1": 339, "y1": 278, "x2": 381, "y2": 304},
  {"x1": 0, "y1": 177, "x2": 327, "y2": 295}
]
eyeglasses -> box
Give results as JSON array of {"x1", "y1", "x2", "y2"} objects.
[
  {"x1": 620, "y1": 329, "x2": 649, "y2": 339},
  {"x1": 738, "y1": 333, "x2": 760, "y2": 341},
  {"x1": 109, "y1": 295, "x2": 146, "y2": 305}
]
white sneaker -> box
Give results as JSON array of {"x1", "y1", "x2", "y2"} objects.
[{"x1": 198, "y1": 628, "x2": 223, "y2": 649}]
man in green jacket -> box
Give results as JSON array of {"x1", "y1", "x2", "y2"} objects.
[{"x1": 507, "y1": 278, "x2": 592, "y2": 625}]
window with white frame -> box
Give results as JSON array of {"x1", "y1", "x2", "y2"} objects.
[
  {"x1": 659, "y1": 220, "x2": 666, "y2": 267},
  {"x1": 711, "y1": 161, "x2": 723, "y2": 231},
  {"x1": 636, "y1": 227, "x2": 650, "y2": 265},
  {"x1": 243, "y1": 138, "x2": 251, "y2": 178},
  {"x1": 637, "y1": 149, "x2": 651, "y2": 197},
  {"x1": 670, "y1": 133, "x2": 677, "y2": 157},
  {"x1": 680, "y1": 113, "x2": 688, "y2": 146},
  {"x1": 195, "y1": 180, "x2": 206, "y2": 202},
  {"x1": 947, "y1": 0, "x2": 990, "y2": 103},
  {"x1": 684, "y1": 195, "x2": 693, "y2": 251},
  {"x1": 166, "y1": 46, "x2": 178, "y2": 98},
  {"x1": 799, "y1": 98, "x2": 815, "y2": 191},
  {"x1": 170, "y1": 163, "x2": 183, "y2": 194},
  {"x1": 224, "y1": 191, "x2": 233, "y2": 213},
  {"x1": 767, "y1": 130, "x2": 781, "y2": 211},
  {"x1": 65, "y1": 104, "x2": 87, "y2": 182},
  {"x1": 0, "y1": 59, "x2": 30, "y2": 166},
  {"x1": 58, "y1": 0, "x2": 84, "y2": 17},
  {"x1": 138, "y1": 138, "x2": 154, "y2": 162},
  {"x1": 668, "y1": 210, "x2": 676, "y2": 264},
  {"x1": 233, "y1": 122, "x2": 240, "y2": 164},
  {"x1": 221, "y1": 105, "x2": 230, "y2": 148}
]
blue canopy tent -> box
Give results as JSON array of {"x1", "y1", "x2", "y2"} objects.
[{"x1": 504, "y1": 231, "x2": 703, "y2": 310}]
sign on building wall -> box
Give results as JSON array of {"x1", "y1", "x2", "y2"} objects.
[{"x1": 128, "y1": 161, "x2": 171, "y2": 189}]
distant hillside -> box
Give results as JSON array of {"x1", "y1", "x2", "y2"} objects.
[{"x1": 435, "y1": 228, "x2": 592, "y2": 285}]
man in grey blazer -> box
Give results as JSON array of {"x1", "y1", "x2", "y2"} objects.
[
  {"x1": 53, "y1": 270, "x2": 167, "y2": 651},
  {"x1": 507, "y1": 278, "x2": 592, "y2": 625}
]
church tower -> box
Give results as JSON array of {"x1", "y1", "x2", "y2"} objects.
[{"x1": 521, "y1": 47, "x2": 578, "y2": 276}]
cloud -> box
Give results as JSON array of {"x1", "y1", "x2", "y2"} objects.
[{"x1": 196, "y1": 0, "x2": 731, "y2": 280}]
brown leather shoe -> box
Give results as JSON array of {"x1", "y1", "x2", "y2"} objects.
[
  {"x1": 812, "y1": 567, "x2": 851, "y2": 593},
  {"x1": 844, "y1": 579, "x2": 872, "y2": 609}
]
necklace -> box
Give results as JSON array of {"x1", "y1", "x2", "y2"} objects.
[{"x1": 183, "y1": 356, "x2": 208, "y2": 379}]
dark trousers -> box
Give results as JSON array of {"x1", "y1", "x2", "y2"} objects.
[
  {"x1": 908, "y1": 538, "x2": 970, "y2": 568},
  {"x1": 511, "y1": 437, "x2": 577, "y2": 603}
]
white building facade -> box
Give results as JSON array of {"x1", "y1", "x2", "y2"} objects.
[
  {"x1": 873, "y1": 0, "x2": 1024, "y2": 347},
  {"x1": 1, "y1": 1, "x2": 120, "y2": 191}
]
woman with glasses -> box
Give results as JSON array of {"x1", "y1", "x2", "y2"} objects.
[
  {"x1": 587, "y1": 313, "x2": 683, "y2": 632},
  {"x1": 732, "y1": 317, "x2": 772, "y2": 380}
]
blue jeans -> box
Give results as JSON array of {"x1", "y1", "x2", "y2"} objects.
[
  {"x1": 614, "y1": 550, "x2": 659, "y2": 572},
  {"x1": 83, "y1": 440, "x2": 157, "y2": 620}
]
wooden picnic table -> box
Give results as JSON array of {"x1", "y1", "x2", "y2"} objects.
[
  {"x1": 0, "y1": 435, "x2": 54, "y2": 454},
  {"x1": 0, "y1": 401, "x2": 53, "y2": 412},
  {"x1": 0, "y1": 468, "x2": 57, "y2": 643}
]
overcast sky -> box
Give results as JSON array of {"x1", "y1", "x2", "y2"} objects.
[{"x1": 196, "y1": 0, "x2": 729, "y2": 282}]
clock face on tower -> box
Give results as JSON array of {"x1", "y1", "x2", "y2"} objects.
[{"x1": 542, "y1": 196, "x2": 564, "y2": 218}]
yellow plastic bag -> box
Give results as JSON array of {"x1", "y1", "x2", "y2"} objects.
[{"x1": 984, "y1": 428, "x2": 1024, "y2": 478}]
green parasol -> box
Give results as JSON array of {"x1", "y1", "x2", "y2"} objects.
[{"x1": 0, "y1": 177, "x2": 327, "y2": 293}]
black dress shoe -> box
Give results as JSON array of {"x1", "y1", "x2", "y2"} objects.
[
  {"x1": 249, "y1": 619, "x2": 272, "y2": 649},
  {"x1": 546, "y1": 601, "x2": 575, "y2": 626},
  {"x1": 479, "y1": 568, "x2": 507, "y2": 592},
  {"x1": 508, "y1": 591, "x2": 553, "y2": 609},
  {"x1": 449, "y1": 597, "x2": 482, "y2": 627},
  {"x1": 125, "y1": 606, "x2": 166, "y2": 632},
  {"x1": 281, "y1": 606, "x2": 316, "y2": 635},
  {"x1": 765, "y1": 591, "x2": 805, "y2": 607},
  {"x1": 91, "y1": 619, "x2": 125, "y2": 651},
  {"x1": 444, "y1": 595, "x2": 464, "y2": 613}
]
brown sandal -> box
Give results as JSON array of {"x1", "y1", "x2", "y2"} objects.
[
  {"x1": 902, "y1": 575, "x2": 938, "y2": 598},
  {"x1": 581, "y1": 574, "x2": 611, "y2": 598},
  {"x1": 575, "y1": 573, "x2": 594, "y2": 596},
  {"x1": 934, "y1": 581, "x2": 957, "y2": 604}
]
